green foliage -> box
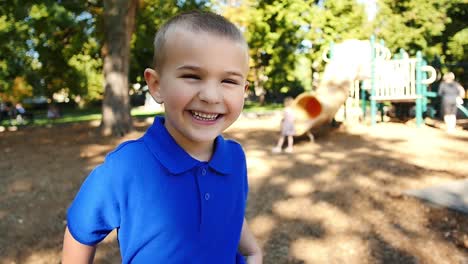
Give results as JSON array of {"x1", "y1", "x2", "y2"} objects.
[
  {"x1": 322, "y1": 0, "x2": 370, "y2": 41},
  {"x1": 374, "y1": 0, "x2": 450, "y2": 58},
  {"x1": 0, "y1": 1, "x2": 210, "y2": 105},
  {"x1": 68, "y1": 41, "x2": 103, "y2": 103},
  {"x1": 447, "y1": 28, "x2": 467, "y2": 60},
  {"x1": 442, "y1": 1, "x2": 468, "y2": 64},
  {"x1": 0, "y1": 0, "x2": 99, "y2": 104},
  {"x1": 223, "y1": 0, "x2": 369, "y2": 101},
  {"x1": 308, "y1": 0, "x2": 370, "y2": 76},
  {"x1": 28, "y1": 2, "x2": 94, "y2": 99},
  {"x1": 1, "y1": 0, "x2": 465, "y2": 106},
  {"x1": 374, "y1": 0, "x2": 467, "y2": 86},
  {"x1": 0, "y1": 0, "x2": 32, "y2": 101},
  {"x1": 130, "y1": 0, "x2": 210, "y2": 86}
]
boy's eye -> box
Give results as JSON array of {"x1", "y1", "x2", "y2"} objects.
[
  {"x1": 181, "y1": 74, "x2": 201, "y2": 80},
  {"x1": 223, "y1": 79, "x2": 239, "y2": 85}
]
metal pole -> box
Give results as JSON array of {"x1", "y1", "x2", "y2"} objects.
[
  {"x1": 361, "y1": 81, "x2": 366, "y2": 120},
  {"x1": 370, "y1": 36, "x2": 377, "y2": 125},
  {"x1": 415, "y1": 51, "x2": 423, "y2": 127},
  {"x1": 421, "y1": 59, "x2": 428, "y2": 114}
]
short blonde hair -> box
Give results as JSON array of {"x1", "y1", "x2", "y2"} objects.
[
  {"x1": 152, "y1": 11, "x2": 248, "y2": 70},
  {"x1": 284, "y1": 97, "x2": 294, "y2": 107},
  {"x1": 443, "y1": 72, "x2": 455, "y2": 82}
]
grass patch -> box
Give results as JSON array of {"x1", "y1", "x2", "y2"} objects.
[
  {"x1": 0, "y1": 107, "x2": 164, "y2": 127},
  {"x1": 243, "y1": 101, "x2": 282, "y2": 112},
  {"x1": 130, "y1": 108, "x2": 163, "y2": 118},
  {"x1": 1, "y1": 102, "x2": 279, "y2": 127}
]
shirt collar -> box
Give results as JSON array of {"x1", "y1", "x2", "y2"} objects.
[{"x1": 143, "y1": 116, "x2": 232, "y2": 175}]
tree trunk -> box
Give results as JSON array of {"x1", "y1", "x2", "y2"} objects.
[
  {"x1": 101, "y1": 0, "x2": 138, "y2": 136},
  {"x1": 253, "y1": 67, "x2": 266, "y2": 105}
]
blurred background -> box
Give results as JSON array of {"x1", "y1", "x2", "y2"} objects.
[
  {"x1": 0, "y1": 0, "x2": 466, "y2": 135},
  {"x1": 1, "y1": 1, "x2": 468, "y2": 263}
]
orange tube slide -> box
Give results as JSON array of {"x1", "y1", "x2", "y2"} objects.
[
  {"x1": 292, "y1": 79, "x2": 351, "y2": 135},
  {"x1": 290, "y1": 39, "x2": 373, "y2": 135}
]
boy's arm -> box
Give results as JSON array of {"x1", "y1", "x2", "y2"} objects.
[
  {"x1": 239, "y1": 218, "x2": 263, "y2": 264},
  {"x1": 62, "y1": 227, "x2": 97, "y2": 264}
]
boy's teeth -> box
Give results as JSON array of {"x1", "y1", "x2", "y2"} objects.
[{"x1": 191, "y1": 111, "x2": 219, "y2": 121}]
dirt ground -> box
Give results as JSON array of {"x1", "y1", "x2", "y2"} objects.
[{"x1": 1, "y1": 113, "x2": 467, "y2": 264}]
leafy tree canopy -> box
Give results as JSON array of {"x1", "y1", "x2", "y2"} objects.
[{"x1": 0, "y1": 0, "x2": 465, "y2": 105}]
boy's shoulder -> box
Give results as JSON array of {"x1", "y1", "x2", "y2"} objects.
[
  {"x1": 108, "y1": 138, "x2": 147, "y2": 158},
  {"x1": 219, "y1": 136, "x2": 246, "y2": 159},
  {"x1": 223, "y1": 137, "x2": 242, "y2": 147},
  {"x1": 221, "y1": 135, "x2": 242, "y2": 147},
  {"x1": 103, "y1": 138, "x2": 154, "y2": 169}
]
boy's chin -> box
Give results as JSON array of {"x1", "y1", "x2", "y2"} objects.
[{"x1": 189, "y1": 132, "x2": 221, "y2": 143}]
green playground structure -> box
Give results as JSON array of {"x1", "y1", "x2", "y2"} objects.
[
  {"x1": 365, "y1": 36, "x2": 437, "y2": 127},
  {"x1": 458, "y1": 103, "x2": 468, "y2": 117},
  {"x1": 291, "y1": 36, "x2": 466, "y2": 134}
]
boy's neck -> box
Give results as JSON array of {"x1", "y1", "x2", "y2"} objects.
[
  {"x1": 183, "y1": 142, "x2": 214, "y2": 162},
  {"x1": 163, "y1": 122, "x2": 215, "y2": 162}
]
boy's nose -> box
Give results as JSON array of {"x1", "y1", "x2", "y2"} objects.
[{"x1": 198, "y1": 81, "x2": 222, "y2": 104}]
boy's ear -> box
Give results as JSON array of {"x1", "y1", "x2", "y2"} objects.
[
  {"x1": 244, "y1": 81, "x2": 250, "y2": 92},
  {"x1": 144, "y1": 68, "x2": 163, "y2": 104}
]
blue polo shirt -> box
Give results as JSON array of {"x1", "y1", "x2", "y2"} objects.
[{"x1": 67, "y1": 117, "x2": 248, "y2": 263}]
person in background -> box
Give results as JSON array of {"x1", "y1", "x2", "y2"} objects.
[
  {"x1": 47, "y1": 104, "x2": 61, "y2": 119},
  {"x1": 14, "y1": 103, "x2": 26, "y2": 123},
  {"x1": 438, "y1": 72, "x2": 465, "y2": 133}
]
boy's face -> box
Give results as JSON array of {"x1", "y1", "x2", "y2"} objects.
[{"x1": 145, "y1": 28, "x2": 249, "y2": 149}]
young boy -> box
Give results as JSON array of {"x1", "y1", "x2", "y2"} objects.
[{"x1": 62, "y1": 11, "x2": 262, "y2": 264}]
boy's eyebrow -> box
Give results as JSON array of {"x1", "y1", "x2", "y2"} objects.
[
  {"x1": 176, "y1": 65, "x2": 201, "y2": 71},
  {"x1": 225, "y1": 70, "x2": 245, "y2": 78},
  {"x1": 176, "y1": 65, "x2": 244, "y2": 78}
]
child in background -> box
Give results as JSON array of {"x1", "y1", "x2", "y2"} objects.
[
  {"x1": 62, "y1": 11, "x2": 262, "y2": 264},
  {"x1": 272, "y1": 97, "x2": 296, "y2": 153}
]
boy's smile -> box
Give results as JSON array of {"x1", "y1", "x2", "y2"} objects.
[{"x1": 144, "y1": 28, "x2": 249, "y2": 160}]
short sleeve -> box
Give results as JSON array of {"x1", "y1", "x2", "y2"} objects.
[
  {"x1": 236, "y1": 251, "x2": 246, "y2": 264},
  {"x1": 66, "y1": 158, "x2": 121, "y2": 245},
  {"x1": 241, "y1": 147, "x2": 249, "y2": 204}
]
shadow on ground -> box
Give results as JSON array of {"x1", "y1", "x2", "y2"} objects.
[{"x1": 0, "y1": 117, "x2": 467, "y2": 263}]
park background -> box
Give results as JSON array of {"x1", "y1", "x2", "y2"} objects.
[{"x1": 1, "y1": 0, "x2": 468, "y2": 263}]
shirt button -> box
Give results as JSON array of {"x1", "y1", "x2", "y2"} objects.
[
  {"x1": 201, "y1": 168, "x2": 206, "y2": 175},
  {"x1": 205, "y1": 193, "x2": 210, "y2": 200}
]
